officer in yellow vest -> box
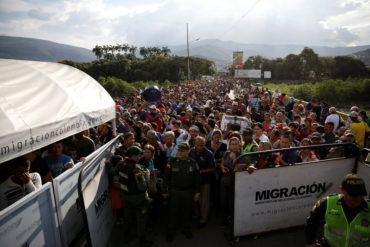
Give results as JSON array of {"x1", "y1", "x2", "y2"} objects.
[
  {"x1": 305, "y1": 173, "x2": 369, "y2": 247},
  {"x1": 241, "y1": 127, "x2": 258, "y2": 164}
]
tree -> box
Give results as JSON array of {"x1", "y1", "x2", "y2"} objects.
[
  {"x1": 333, "y1": 56, "x2": 368, "y2": 79},
  {"x1": 299, "y1": 47, "x2": 320, "y2": 79},
  {"x1": 243, "y1": 55, "x2": 265, "y2": 69},
  {"x1": 92, "y1": 45, "x2": 103, "y2": 60}
]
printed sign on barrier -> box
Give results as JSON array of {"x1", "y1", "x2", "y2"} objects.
[
  {"x1": 233, "y1": 158, "x2": 355, "y2": 237},
  {"x1": 53, "y1": 162, "x2": 85, "y2": 246},
  {"x1": 0, "y1": 183, "x2": 61, "y2": 247},
  {"x1": 83, "y1": 163, "x2": 114, "y2": 247},
  {"x1": 53, "y1": 136, "x2": 119, "y2": 246}
]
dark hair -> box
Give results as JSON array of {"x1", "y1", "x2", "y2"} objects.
[
  {"x1": 12, "y1": 157, "x2": 31, "y2": 169},
  {"x1": 208, "y1": 119, "x2": 216, "y2": 128},
  {"x1": 253, "y1": 122, "x2": 263, "y2": 130},
  {"x1": 325, "y1": 121, "x2": 334, "y2": 127}
]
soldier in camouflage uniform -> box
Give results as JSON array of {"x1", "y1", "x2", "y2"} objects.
[
  {"x1": 116, "y1": 146, "x2": 152, "y2": 247},
  {"x1": 162, "y1": 142, "x2": 201, "y2": 242}
]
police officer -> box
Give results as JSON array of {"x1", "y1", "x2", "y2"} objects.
[
  {"x1": 241, "y1": 127, "x2": 258, "y2": 154},
  {"x1": 305, "y1": 173, "x2": 370, "y2": 247},
  {"x1": 241, "y1": 127, "x2": 258, "y2": 165},
  {"x1": 162, "y1": 142, "x2": 201, "y2": 242},
  {"x1": 116, "y1": 146, "x2": 151, "y2": 247}
]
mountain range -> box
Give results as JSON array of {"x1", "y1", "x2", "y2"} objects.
[{"x1": 1, "y1": 36, "x2": 369, "y2": 69}]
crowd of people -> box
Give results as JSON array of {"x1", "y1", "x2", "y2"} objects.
[{"x1": 0, "y1": 79, "x2": 369, "y2": 246}]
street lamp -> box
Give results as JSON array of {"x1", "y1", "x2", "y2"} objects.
[{"x1": 186, "y1": 23, "x2": 200, "y2": 81}]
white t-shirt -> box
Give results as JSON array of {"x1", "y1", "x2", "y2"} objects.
[
  {"x1": 325, "y1": 114, "x2": 343, "y2": 133},
  {"x1": 0, "y1": 173, "x2": 42, "y2": 211}
]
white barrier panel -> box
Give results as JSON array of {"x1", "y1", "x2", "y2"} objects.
[
  {"x1": 0, "y1": 183, "x2": 61, "y2": 246},
  {"x1": 53, "y1": 162, "x2": 85, "y2": 246},
  {"x1": 357, "y1": 161, "x2": 370, "y2": 199},
  {"x1": 233, "y1": 158, "x2": 355, "y2": 237},
  {"x1": 82, "y1": 157, "x2": 114, "y2": 247},
  {"x1": 53, "y1": 136, "x2": 119, "y2": 246}
]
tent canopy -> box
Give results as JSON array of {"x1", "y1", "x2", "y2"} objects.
[{"x1": 0, "y1": 59, "x2": 115, "y2": 163}]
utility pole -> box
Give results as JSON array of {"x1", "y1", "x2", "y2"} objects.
[{"x1": 187, "y1": 23, "x2": 190, "y2": 81}]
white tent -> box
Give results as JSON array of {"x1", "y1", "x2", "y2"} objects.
[{"x1": 0, "y1": 59, "x2": 115, "y2": 163}]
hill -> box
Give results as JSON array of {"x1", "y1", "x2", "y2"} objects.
[
  {"x1": 169, "y1": 39, "x2": 370, "y2": 69},
  {"x1": 351, "y1": 48, "x2": 370, "y2": 66},
  {"x1": 0, "y1": 36, "x2": 95, "y2": 62},
  {"x1": 1, "y1": 36, "x2": 369, "y2": 69}
]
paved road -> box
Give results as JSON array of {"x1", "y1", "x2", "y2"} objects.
[{"x1": 108, "y1": 212, "x2": 306, "y2": 247}]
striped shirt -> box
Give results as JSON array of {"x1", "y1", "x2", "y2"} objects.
[{"x1": 0, "y1": 173, "x2": 42, "y2": 211}]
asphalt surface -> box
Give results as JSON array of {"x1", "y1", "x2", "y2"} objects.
[{"x1": 108, "y1": 211, "x2": 307, "y2": 247}]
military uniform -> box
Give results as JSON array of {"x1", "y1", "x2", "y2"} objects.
[
  {"x1": 163, "y1": 143, "x2": 201, "y2": 240},
  {"x1": 116, "y1": 146, "x2": 151, "y2": 246},
  {"x1": 305, "y1": 174, "x2": 370, "y2": 247}
]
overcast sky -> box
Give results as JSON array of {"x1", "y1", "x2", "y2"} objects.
[{"x1": 0, "y1": 0, "x2": 369, "y2": 49}]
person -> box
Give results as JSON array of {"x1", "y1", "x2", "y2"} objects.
[
  {"x1": 43, "y1": 141, "x2": 74, "y2": 178},
  {"x1": 253, "y1": 122, "x2": 269, "y2": 144},
  {"x1": 23, "y1": 150, "x2": 52, "y2": 184},
  {"x1": 189, "y1": 136, "x2": 216, "y2": 227},
  {"x1": 116, "y1": 146, "x2": 151, "y2": 247},
  {"x1": 162, "y1": 142, "x2": 201, "y2": 242},
  {"x1": 349, "y1": 111, "x2": 370, "y2": 148},
  {"x1": 256, "y1": 141, "x2": 276, "y2": 169},
  {"x1": 305, "y1": 173, "x2": 369, "y2": 247},
  {"x1": 298, "y1": 138, "x2": 319, "y2": 162},
  {"x1": 0, "y1": 157, "x2": 42, "y2": 210},
  {"x1": 72, "y1": 131, "x2": 96, "y2": 160},
  {"x1": 325, "y1": 107, "x2": 343, "y2": 133},
  {"x1": 275, "y1": 134, "x2": 298, "y2": 166},
  {"x1": 163, "y1": 131, "x2": 177, "y2": 159},
  {"x1": 115, "y1": 132, "x2": 135, "y2": 157},
  {"x1": 241, "y1": 127, "x2": 259, "y2": 155},
  {"x1": 219, "y1": 137, "x2": 250, "y2": 225}
]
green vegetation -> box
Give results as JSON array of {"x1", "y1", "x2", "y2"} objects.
[
  {"x1": 60, "y1": 44, "x2": 215, "y2": 85},
  {"x1": 244, "y1": 47, "x2": 369, "y2": 80},
  {"x1": 98, "y1": 77, "x2": 171, "y2": 97},
  {"x1": 264, "y1": 78, "x2": 370, "y2": 103}
]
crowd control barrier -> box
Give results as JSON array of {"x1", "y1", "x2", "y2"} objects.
[
  {"x1": 231, "y1": 143, "x2": 369, "y2": 237},
  {"x1": 0, "y1": 183, "x2": 61, "y2": 246},
  {"x1": 0, "y1": 135, "x2": 121, "y2": 247},
  {"x1": 53, "y1": 140, "x2": 119, "y2": 246},
  {"x1": 357, "y1": 148, "x2": 370, "y2": 199},
  {"x1": 77, "y1": 135, "x2": 121, "y2": 247}
]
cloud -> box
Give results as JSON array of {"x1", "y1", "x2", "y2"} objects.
[
  {"x1": 28, "y1": 9, "x2": 52, "y2": 21},
  {"x1": 0, "y1": 0, "x2": 369, "y2": 48},
  {"x1": 335, "y1": 27, "x2": 359, "y2": 43}
]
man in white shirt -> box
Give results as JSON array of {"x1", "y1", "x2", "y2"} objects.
[{"x1": 0, "y1": 157, "x2": 42, "y2": 211}]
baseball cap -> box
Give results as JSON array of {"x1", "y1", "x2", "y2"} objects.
[
  {"x1": 310, "y1": 132, "x2": 321, "y2": 140},
  {"x1": 226, "y1": 108, "x2": 232, "y2": 113},
  {"x1": 177, "y1": 142, "x2": 190, "y2": 151},
  {"x1": 171, "y1": 103, "x2": 178, "y2": 108},
  {"x1": 242, "y1": 127, "x2": 253, "y2": 136},
  {"x1": 350, "y1": 111, "x2": 358, "y2": 118},
  {"x1": 232, "y1": 101, "x2": 238, "y2": 106},
  {"x1": 149, "y1": 105, "x2": 157, "y2": 110},
  {"x1": 305, "y1": 117, "x2": 313, "y2": 122},
  {"x1": 350, "y1": 106, "x2": 359, "y2": 112},
  {"x1": 344, "y1": 129, "x2": 355, "y2": 137},
  {"x1": 341, "y1": 174, "x2": 367, "y2": 196},
  {"x1": 126, "y1": 146, "x2": 143, "y2": 156}
]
